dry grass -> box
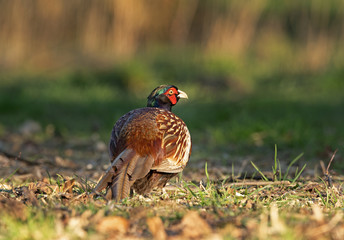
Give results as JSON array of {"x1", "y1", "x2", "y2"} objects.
[
  {"x1": 0, "y1": 137, "x2": 343, "y2": 239},
  {"x1": 1, "y1": 171, "x2": 343, "y2": 239}
]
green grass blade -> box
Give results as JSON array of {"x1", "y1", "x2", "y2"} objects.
[
  {"x1": 283, "y1": 152, "x2": 304, "y2": 180},
  {"x1": 1, "y1": 168, "x2": 19, "y2": 184},
  {"x1": 248, "y1": 185, "x2": 270, "y2": 197},
  {"x1": 251, "y1": 161, "x2": 268, "y2": 181},
  {"x1": 274, "y1": 144, "x2": 277, "y2": 173},
  {"x1": 292, "y1": 164, "x2": 306, "y2": 183},
  {"x1": 315, "y1": 188, "x2": 326, "y2": 206},
  {"x1": 205, "y1": 162, "x2": 210, "y2": 189},
  {"x1": 184, "y1": 183, "x2": 197, "y2": 198},
  {"x1": 278, "y1": 158, "x2": 282, "y2": 180},
  {"x1": 231, "y1": 162, "x2": 235, "y2": 180}
]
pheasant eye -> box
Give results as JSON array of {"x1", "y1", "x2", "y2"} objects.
[{"x1": 169, "y1": 89, "x2": 174, "y2": 95}]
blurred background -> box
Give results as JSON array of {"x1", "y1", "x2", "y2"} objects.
[{"x1": 0, "y1": 0, "x2": 344, "y2": 175}]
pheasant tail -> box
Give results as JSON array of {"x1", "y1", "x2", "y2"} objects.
[{"x1": 93, "y1": 148, "x2": 154, "y2": 201}]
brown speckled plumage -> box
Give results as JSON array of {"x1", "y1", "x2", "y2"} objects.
[{"x1": 93, "y1": 85, "x2": 191, "y2": 201}]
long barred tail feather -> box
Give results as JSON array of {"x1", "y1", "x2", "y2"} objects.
[{"x1": 93, "y1": 148, "x2": 154, "y2": 201}]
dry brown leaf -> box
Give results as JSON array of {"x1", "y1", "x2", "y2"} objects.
[
  {"x1": 269, "y1": 204, "x2": 285, "y2": 234},
  {"x1": 28, "y1": 182, "x2": 38, "y2": 192},
  {"x1": 80, "y1": 210, "x2": 93, "y2": 226},
  {"x1": 245, "y1": 218, "x2": 258, "y2": 237},
  {"x1": 245, "y1": 199, "x2": 254, "y2": 209},
  {"x1": 181, "y1": 211, "x2": 212, "y2": 238},
  {"x1": 333, "y1": 224, "x2": 344, "y2": 240},
  {"x1": 34, "y1": 181, "x2": 53, "y2": 194},
  {"x1": 312, "y1": 204, "x2": 324, "y2": 223},
  {"x1": 67, "y1": 217, "x2": 87, "y2": 238},
  {"x1": 96, "y1": 216, "x2": 130, "y2": 235},
  {"x1": 147, "y1": 216, "x2": 167, "y2": 240},
  {"x1": 70, "y1": 192, "x2": 91, "y2": 205},
  {"x1": 63, "y1": 178, "x2": 75, "y2": 194},
  {"x1": 258, "y1": 213, "x2": 268, "y2": 240},
  {"x1": 307, "y1": 212, "x2": 344, "y2": 238},
  {"x1": 90, "y1": 209, "x2": 105, "y2": 224},
  {"x1": 220, "y1": 223, "x2": 243, "y2": 239}
]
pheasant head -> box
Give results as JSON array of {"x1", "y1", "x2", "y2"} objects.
[{"x1": 147, "y1": 85, "x2": 188, "y2": 111}]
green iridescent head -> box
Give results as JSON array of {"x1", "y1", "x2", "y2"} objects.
[{"x1": 147, "y1": 85, "x2": 188, "y2": 111}]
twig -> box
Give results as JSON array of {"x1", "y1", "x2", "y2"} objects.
[
  {"x1": 319, "y1": 160, "x2": 326, "y2": 175},
  {"x1": 325, "y1": 149, "x2": 337, "y2": 187},
  {"x1": 0, "y1": 149, "x2": 39, "y2": 166},
  {"x1": 326, "y1": 149, "x2": 337, "y2": 174},
  {"x1": 225, "y1": 180, "x2": 291, "y2": 187},
  {"x1": 164, "y1": 180, "x2": 292, "y2": 191}
]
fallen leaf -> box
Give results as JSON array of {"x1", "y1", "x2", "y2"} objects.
[
  {"x1": 220, "y1": 223, "x2": 243, "y2": 239},
  {"x1": 181, "y1": 211, "x2": 212, "y2": 238},
  {"x1": 270, "y1": 204, "x2": 286, "y2": 234},
  {"x1": 245, "y1": 199, "x2": 254, "y2": 209},
  {"x1": 68, "y1": 217, "x2": 87, "y2": 239},
  {"x1": 147, "y1": 216, "x2": 167, "y2": 240},
  {"x1": 30, "y1": 181, "x2": 53, "y2": 194},
  {"x1": 258, "y1": 212, "x2": 268, "y2": 240},
  {"x1": 63, "y1": 178, "x2": 75, "y2": 194},
  {"x1": 96, "y1": 216, "x2": 129, "y2": 235},
  {"x1": 311, "y1": 204, "x2": 324, "y2": 223}
]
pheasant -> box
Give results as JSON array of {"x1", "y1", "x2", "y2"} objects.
[{"x1": 93, "y1": 85, "x2": 191, "y2": 201}]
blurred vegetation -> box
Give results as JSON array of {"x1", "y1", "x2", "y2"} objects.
[
  {"x1": 0, "y1": 0, "x2": 343, "y2": 168},
  {"x1": 1, "y1": 0, "x2": 344, "y2": 70}
]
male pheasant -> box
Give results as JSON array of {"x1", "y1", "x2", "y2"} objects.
[{"x1": 93, "y1": 85, "x2": 191, "y2": 201}]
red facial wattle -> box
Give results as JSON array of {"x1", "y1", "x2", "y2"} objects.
[
  {"x1": 164, "y1": 88, "x2": 179, "y2": 105},
  {"x1": 169, "y1": 94, "x2": 177, "y2": 105}
]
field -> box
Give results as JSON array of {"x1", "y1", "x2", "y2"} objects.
[
  {"x1": 1, "y1": 52, "x2": 344, "y2": 239},
  {"x1": 1, "y1": 1, "x2": 344, "y2": 239}
]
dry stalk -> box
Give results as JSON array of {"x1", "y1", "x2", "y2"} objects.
[{"x1": 325, "y1": 149, "x2": 337, "y2": 187}]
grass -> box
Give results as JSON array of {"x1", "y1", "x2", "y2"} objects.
[
  {"x1": 0, "y1": 159, "x2": 343, "y2": 239},
  {"x1": 0, "y1": 51, "x2": 344, "y2": 238},
  {"x1": 251, "y1": 145, "x2": 306, "y2": 183}
]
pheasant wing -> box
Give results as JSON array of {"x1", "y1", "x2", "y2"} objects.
[{"x1": 151, "y1": 111, "x2": 191, "y2": 173}]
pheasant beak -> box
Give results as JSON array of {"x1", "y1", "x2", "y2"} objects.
[{"x1": 177, "y1": 90, "x2": 188, "y2": 99}]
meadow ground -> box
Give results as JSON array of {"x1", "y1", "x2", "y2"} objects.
[{"x1": 0, "y1": 53, "x2": 344, "y2": 239}]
